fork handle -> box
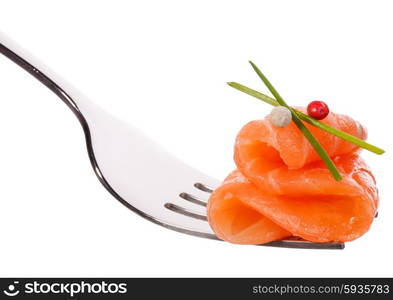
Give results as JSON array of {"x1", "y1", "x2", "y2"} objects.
[
  {"x1": 0, "y1": 31, "x2": 95, "y2": 118},
  {"x1": 0, "y1": 30, "x2": 111, "y2": 186}
]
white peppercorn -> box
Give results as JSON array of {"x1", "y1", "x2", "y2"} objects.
[{"x1": 269, "y1": 106, "x2": 292, "y2": 128}]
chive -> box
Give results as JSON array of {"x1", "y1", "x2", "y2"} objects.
[
  {"x1": 227, "y1": 82, "x2": 385, "y2": 155},
  {"x1": 248, "y1": 61, "x2": 342, "y2": 181},
  {"x1": 227, "y1": 82, "x2": 280, "y2": 107}
]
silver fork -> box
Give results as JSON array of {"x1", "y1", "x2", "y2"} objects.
[{"x1": 0, "y1": 32, "x2": 345, "y2": 250}]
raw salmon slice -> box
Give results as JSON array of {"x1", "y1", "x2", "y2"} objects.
[
  {"x1": 207, "y1": 171, "x2": 292, "y2": 245},
  {"x1": 208, "y1": 111, "x2": 378, "y2": 244}
]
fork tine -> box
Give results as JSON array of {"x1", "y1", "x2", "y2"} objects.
[
  {"x1": 179, "y1": 192, "x2": 207, "y2": 207},
  {"x1": 164, "y1": 203, "x2": 208, "y2": 221},
  {"x1": 261, "y1": 239, "x2": 345, "y2": 249},
  {"x1": 194, "y1": 182, "x2": 214, "y2": 193}
]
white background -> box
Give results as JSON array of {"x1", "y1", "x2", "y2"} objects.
[{"x1": 0, "y1": 0, "x2": 392, "y2": 277}]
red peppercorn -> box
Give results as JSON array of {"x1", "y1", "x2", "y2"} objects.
[{"x1": 307, "y1": 101, "x2": 329, "y2": 120}]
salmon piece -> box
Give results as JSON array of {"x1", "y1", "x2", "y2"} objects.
[
  {"x1": 207, "y1": 171, "x2": 292, "y2": 245},
  {"x1": 208, "y1": 111, "x2": 378, "y2": 244}
]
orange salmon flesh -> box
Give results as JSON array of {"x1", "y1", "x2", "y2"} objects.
[{"x1": 207, "y1": 110, "x2": 378, "y2": 244}]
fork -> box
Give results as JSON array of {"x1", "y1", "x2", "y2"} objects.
[{"x1": 0, "y1": 32, "x2": 344, "y2": 250}]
